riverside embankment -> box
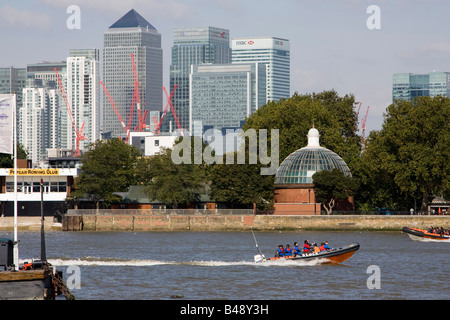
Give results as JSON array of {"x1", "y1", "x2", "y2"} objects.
[
  {"x1": 1, "y1": 214, "x2": 449, "y2": 232},
  {"x1": 61, "y1": 213, "x2": 450, "y2": 232}
]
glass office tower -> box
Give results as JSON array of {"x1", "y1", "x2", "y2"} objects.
[
  {"x1": 189, "y1": 63, "x2": 266, "y2": 135},
  {"x1": 103, "y1": 9, "x2": 162, "y2": 139},
  {"x1": 232, "y1": 37, "x2": 290, "y2": 102},
  {"x1": 393, "y1": 72, "x2": 450, "y2": 101},
  {"x1": 164, "y1": 26, "x2": 231, "y2": 133},
  {"x1": 0, "y1": 67, "x2": 26, "y2": 138},
  {"x1": 0, "y1": 67, "x2": 26, "y2": 106}
]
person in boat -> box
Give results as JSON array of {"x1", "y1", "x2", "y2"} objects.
[
  {"x1": 276, "y1": 245, "x2": 285, "y2": 257},
  {"x1": 285, "y1": 244, "x2": 292, "y2": 256},
  {"x1": 312, "y1": 243, "x2": 320, "y2": 253},
  {"x1": 303, "y1": 240, "x2": 311, "y2": 253},
  {"x1": 293, "y1": 242, "x2": 302, "y2": 256},
  {"x1": 323, "y1": 241, "x2": 332, "y2": 251}
]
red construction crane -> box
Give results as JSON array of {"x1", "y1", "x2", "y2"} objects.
[
  {"x1": 361, "y1": 105, "x2": 370, "y2": 141},
  {"x1": 163, "y1": 86, "x2": 183, "y2": 134},
  {"x1": 154, "y1": 85, "x2": 182, "y2": 135},
  {"x1": 54, "y1": 68, "x2": 86, "y2": 157},
  {"x1": 100, "y1": 81, "x2": 133, "y2": 143},
  {"x1": 152, "y1": 116, "x2": 159, "y2": 133},
  {"x1": 130, "y1": 53, "x2": 148, "y2": 131}
]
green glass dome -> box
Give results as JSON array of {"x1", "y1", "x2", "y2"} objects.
[{"x1": 275, "y1": 128, "x2": 351, "y2": 185}]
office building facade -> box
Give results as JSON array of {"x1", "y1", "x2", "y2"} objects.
[
  {"x1": 393, "y1": 72, "x2": 450, "y2": 101},
  {"x1": 189, "y1": 63, "x2": 266, "y2": 135},
  {"x1": 0, "y1": 67, "x2": 26, "y2": 140},
  {"x1": 103, "y1": 9, "x2": 162, "y2": 139},
  {"x1": 165, "y1": 26, "x2": 231, "y2": 133},
  {"x1": 232, "y1": 37, "x2": 290, "y2": 102}
]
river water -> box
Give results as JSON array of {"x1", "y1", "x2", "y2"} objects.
[{"x1": 2, "y1": 230, "x2": 449, "y2": 301}]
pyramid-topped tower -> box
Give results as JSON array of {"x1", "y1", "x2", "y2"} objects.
[
  {"x1": 109, "y1": 9, "x2": 156, "y2": 30},
  {"x1": 102, "y1": 9, "x2": 162, "y2": 139}
]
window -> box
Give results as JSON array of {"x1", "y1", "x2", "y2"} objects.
[{"x1": 58, "y1": 182, "x2": 67, "y2": 192}]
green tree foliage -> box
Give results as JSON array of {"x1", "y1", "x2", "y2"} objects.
[
  {"x1": 361, "y1": 96, "x2": 450, "y2": 211},
  {"x1": 0, "y1": 144, "x2": 28, "y2": 167},
  {"x1": 240, "y1": 90, "x2": 361, "y2": 211},
  {"x1": 209, "y1": 152, "x2": 275, "y2": 210},
  {"x1": 312, "y1": 168, "x2": 358, "y2": 214},
  {"x1": 243, "y1": 90, "x2": 361, "y2": 166},
  {"x1": 140, "y1": 137, "x2": 207, "y2": 208},
  {"x1": 71, "y1": 138, "x2": 141, "y2": 208}
]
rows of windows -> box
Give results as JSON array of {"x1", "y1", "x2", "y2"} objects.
[{"x1": 6, "y1": 180, "x2": 67, "y2": 193}]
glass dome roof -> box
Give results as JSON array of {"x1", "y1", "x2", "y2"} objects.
[{"x1": 275, "y1": 128, "x2": 351, "y2": 185}]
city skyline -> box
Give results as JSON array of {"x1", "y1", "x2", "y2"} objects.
[{"x1": 2, "y1": 1, "x2": 450, "y2": 135}]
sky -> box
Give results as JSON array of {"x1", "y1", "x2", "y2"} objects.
[{"x1": 1, "y1": 0, "x2": 450, "y2": 134}]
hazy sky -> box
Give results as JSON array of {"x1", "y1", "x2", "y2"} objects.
[{"x1": 1, "y1": 0, "x2": 449, "y2": 134}]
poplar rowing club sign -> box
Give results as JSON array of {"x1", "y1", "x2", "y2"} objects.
[{"x1": 8, "y1": 169, "x2": 60, "y2": 176}]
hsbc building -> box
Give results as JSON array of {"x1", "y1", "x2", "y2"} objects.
[{"x1": 232, "y1": 37, "x2": 290, "y2": 102}]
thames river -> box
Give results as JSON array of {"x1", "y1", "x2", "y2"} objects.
[{"x1": 4, "y1": 230, "x2": 449, "y2": 301}]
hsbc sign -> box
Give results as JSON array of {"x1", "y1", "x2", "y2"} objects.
[
  {"x1": 235, "y1": 40, "x2": 255, "y2": 46},
  {"x1": 233, "y1": 38, "x2": 289, "y2": 50}
]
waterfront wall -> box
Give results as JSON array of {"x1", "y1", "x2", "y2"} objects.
[{"x1": 62, "y1": 214, "x2": 450, "y2": 232}]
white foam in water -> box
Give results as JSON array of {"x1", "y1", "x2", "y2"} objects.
[{"x1": 19, "y1": 257, "x2": 324, "y2": 267}]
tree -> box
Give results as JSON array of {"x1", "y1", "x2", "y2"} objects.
[
  {"x1": 312, "y1": 168, "x2": 358, "y2": 214},
  {"x1": 241, "y1": 90, "x2": 361, "y2": 211},
  {"x1": 209, "y1": 152, "x2": 275, "y2": 210},
  {"x1": 362, "y1": 96, "x2": 450, "y2": 212},
  {"x1": 0, "y1": 144, "x2": 28, "y2": 167},
  {"x1": 141, "y1": 137, "x2": 207, "y2": 208},
  {"x1": 243, "y1": 90, "x2": 361, "y2": 168},
  {"x1": 71, "y1": 138, "x2": 141, "y2": 209}
]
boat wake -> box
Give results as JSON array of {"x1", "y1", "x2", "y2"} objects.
[
  {"x1": 408, "y1": 235, "x2": 450, "y2": 242},
  {"x1": 20, "y1": 257, "x2": 323, "y2": 268}
]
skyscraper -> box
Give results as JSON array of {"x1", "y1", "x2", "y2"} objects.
[
  {"x1": 393, "y1": 72, "x2": 450, "y2": 101},
  {"x1": 25, "y1": 61, "x2": 66, "y2": 160},
  {"x1": 189, "y1": 63, "x2": 266, "y2": 135},
  {"x1": 66, "y1": 49, "x2": 100, "y2": 151},
  {"x1": 0, "y1": 67, "x2": 26, "y2": 107},
  {"x1": 232, "y1": 37, "x2": 290, "y2": 102},
  {"x1": 164, "y1": 26, "x2": 231, "y2": 133},
  {"x1": 20, "y1": 79, "x2": 59, "y2": 165},
  {"x1": 103, "y1": 9, "x2": 162, "y2": 139},
  {"x1": 0, "y1": 67, "x2": 26, "y2": 140}
]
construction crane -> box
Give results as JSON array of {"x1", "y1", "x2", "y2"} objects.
[
  {"x1": 361, "y1": 105, "x2": 370, "y2": 142},
  {"x1": 130, "y1": 53, "x2": 148, "y2": 132},
  {"x1": 100, "y1": 54, "x2": 147, "y2": 142},
  {"x1": 54, "y1": 68, "x2": 86, "y2": 157},
  {"x1": 163, "y1": 86, "x2": 183, "y2": 134},
  {"x1": 100, "y1": 81, "x2": 133, "y2": 143},
  {"x1": 153, "y1": 85, "x2": 183, "y2": 135},
  {"x1": 356, "y1": 102, "x2": 362, "y2": 121},
  {"x1": 152, "y1": 116, "x2": 159, "y2": 134}
]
